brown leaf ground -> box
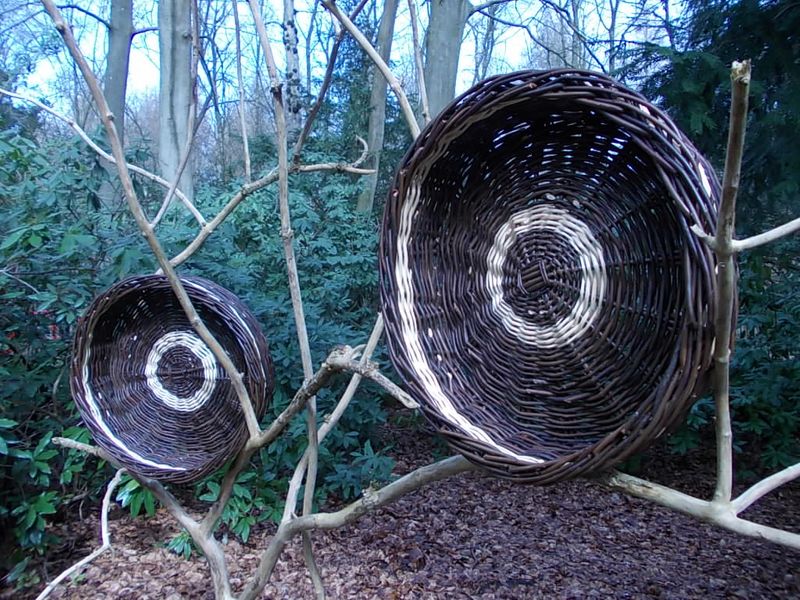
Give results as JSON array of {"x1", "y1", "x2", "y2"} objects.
[{"x1": 7, "y1": 421, "x2": 800, "y2": 599}]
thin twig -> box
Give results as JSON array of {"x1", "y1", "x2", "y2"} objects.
[
  {"x1": 35, "y1": 469, "x2": 125, "y2": 600},
  {"x1": 731, "y1": 214, "x2": 800, "y2": 251},
  {"x1": 0, "y1": 87, "x2": 205, "y2": 227},
  {"x1": 732, "y1": 462, "x2": 800, "y2": 514},
  {"x1": 0, "y1": 268, "x2": 41, "y2": 294},
  {"x1": 53, "y1": 436, "x2": 110, "y2": 460}
]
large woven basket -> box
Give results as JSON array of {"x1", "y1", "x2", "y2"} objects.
[
  {"x1": 380, "y1": 69, "x2": 720, "y2": 483},
  {"x1": 71, "y1": 275, "x2": 273, "y2": 483}
]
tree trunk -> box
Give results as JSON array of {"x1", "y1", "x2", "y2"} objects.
[
  {"x1": 472, "y1": 3, "x2": 499, "y2": 86},
  {"x1": 158, "y1": 0, "x2": 194, "y2": 200},
  {"x1": 283, "y1": 0, "x2": 302, "y2": 141},
  {"x1": 423, "y1": 0, "x2": 469, "y2": 118},
  {"x1": 356, "y1": 0, "x2": 399, "y2": 213},
  {"x1": 104, "y1": 0, "x2": 132, "y2": 144}
]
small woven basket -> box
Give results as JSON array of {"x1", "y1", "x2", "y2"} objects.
[
  {"x1": 380, "y1": 69, "x2": 720, "y2": 483},
  {"x1": 70, "y1": 275, "x2": 273, "y2": 483}
]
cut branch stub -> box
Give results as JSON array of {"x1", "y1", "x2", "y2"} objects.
[
  {"x1": 70, "y1": 275, "x2": 274, "y2": 483},
  {"x1": 380, "y1": 69, "x2": 724, "y2": 484}
]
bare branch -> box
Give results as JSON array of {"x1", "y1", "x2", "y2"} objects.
[
  {"x1": 600, "y1": 471, "x2": 800, "y2": 550},
  {"x1": 711, "y1": 60, "x2": 751, "y2": 504},
  {"x1": 0, "y1": 87, "x2": 206, "y2": 227},
  {"x1": 326, "y1": 353, "x2": 419, "y2": 410},
  {"x1": 244, "y1": 3, "x2": 322, "y2": 588},
  {"x1": 469, "y1": 0, "x2": 514, "y2": 17},
  {"x1": 733, "y1": 462, "x2": 800, "y2": 514},
  {"x1": 57, "y1": 3, "x2": 111, "y2": 29},
  {"x1": 690, "y1": 223, "x2": 717, "y2": 250},
  {"x1": 52, "y1": 436, "x2": 110, "y2": 460},
  {"x1": 322, "y1": 0, "x2": 421, "y2": 138},
  {"x1": 731, "y1": 214, "x2": 800, "y2": 251},
  {"x1": 35, "y1": 469, "x2": 125, "y2": 600},
  {"x1": 293, "y1": 21, "x2": 344, "y2": 161},
  {"x1": 132, "y1": 26, "x2": 158, "y2": 37},
  {"x1": 0, "y1": 267, "x2": 41, "y2": 294}
]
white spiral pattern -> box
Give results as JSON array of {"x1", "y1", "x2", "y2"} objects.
[
  {"x1": 145, "y1": 331, "x2": 218, "y2": 412},
  {"x1": 485, "y1": 205, "x2": 607, "y2": 348}
]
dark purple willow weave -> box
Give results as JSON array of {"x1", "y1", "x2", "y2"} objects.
[
  {"x1": 379, "y1": 69, "x2": 721, "y2": 483},
  {"x1": 71, "y1": 275, "x2": 273, "y2": 483}
]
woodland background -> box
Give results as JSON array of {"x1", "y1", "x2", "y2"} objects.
[{"x1": 0, "y1": 0, "x2": 798, "y2": 591}]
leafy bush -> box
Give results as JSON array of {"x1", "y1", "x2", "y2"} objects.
[
  {"x1": 669, "y1": 242, "x2": 800, "y2": 473},
  {"x1": 0, "y1": 131, "x2": 140, "y2": 575}
]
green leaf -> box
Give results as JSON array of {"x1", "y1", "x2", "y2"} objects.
[
  {"x1": 199, "y1": 481, "x2": 220, "y2": 502},
  {"x1": 0, "y1": 228, "x2": 26, "y2": 250},
  {"x1": 33, "y1": 494, "x2": 57, "y2": 515},
  {"x1": 129, "y1": 492, "x2": 143, "y2": 518},
  {"x1": 143, "y1": 491, "x2": 156, "y2": 517},
  {"x1": 0, "y1": 418, "x2": 17, "y2": 428}
]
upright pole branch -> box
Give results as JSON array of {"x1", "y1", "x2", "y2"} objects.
[
  {"x1": 711, "y1": 59, "x2": 750, "y2": 504},
  {"x1": 243, "y1": 2, "x2": 324, "y2": 594}
]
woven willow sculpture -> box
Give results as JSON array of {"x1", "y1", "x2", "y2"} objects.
[
  {"x1": 71, "y1": 275, "x2": 273, "y2": 483},
  {"x1": 380, "y1": 69, "x2": 721, "y2": 484}
]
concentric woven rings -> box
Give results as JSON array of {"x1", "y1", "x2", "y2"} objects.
[
  {"x1": 380, "y1": 69, "x2": 721, "y2": 483},
  {"x1": 70, "y1": 275, "x2": 273, "y2": 483}
]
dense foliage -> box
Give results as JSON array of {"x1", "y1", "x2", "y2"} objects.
[{"x1": 624, "y1": 0, "x2": 800, "y2": 469}]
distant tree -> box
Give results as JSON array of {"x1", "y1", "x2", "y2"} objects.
[
  {"x1": 628, "y1": 0, "x2": 800, "y2": 229},
  {"x1": 423, "y1": 0, "x2": 471, "y2": 117},
  {"x1": 356, "y1": 0, "x2": 399, "y2": 213},
  {"x1": 158, "y1": 0, "x2": 195, "y2": 200},
  {"x1": 104, "y1": 0, "x2": 133, "y2": 144}
]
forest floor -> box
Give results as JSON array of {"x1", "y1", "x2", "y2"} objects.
[{"x1": 7, "y1": 418, "x2": 800, "y2": 600}]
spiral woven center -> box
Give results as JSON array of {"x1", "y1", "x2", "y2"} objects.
[
  {"x1": 486, "y1": 204, "x2": 606, "y2": 348},
  {"x1": 145, "y1": 331, "x2": 218, "y2": 412}
]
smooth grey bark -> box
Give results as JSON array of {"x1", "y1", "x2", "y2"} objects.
[
  {"x1": 104, "y1": 0, "x2": 132, "y2": 144},
  {"x1": 283, "y1": 0, "x2": 302, "y2": 140},
  {"x1": 158, "y1": 0, "x2": 194, "y2": 200},
  {"x1": 423, "y1": 0, "x2": 470, "y2": 118},
  {"x1": 356, "y1": 0, "x2": 399, "y2": 213}
]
